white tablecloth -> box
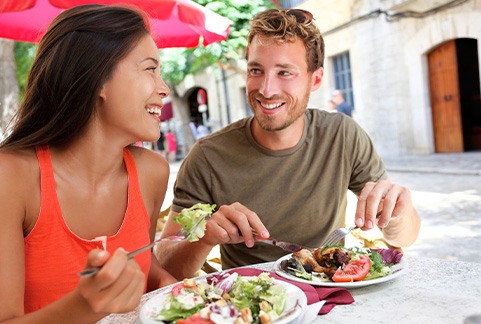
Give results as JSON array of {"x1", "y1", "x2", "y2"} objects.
[{"x1": 99, "y1": 256, "x2": 481, "y2": 324}]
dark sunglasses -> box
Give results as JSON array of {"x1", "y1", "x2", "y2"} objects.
[{"x1": 285, "y1": 9, "x2": 314, "y2": 23}]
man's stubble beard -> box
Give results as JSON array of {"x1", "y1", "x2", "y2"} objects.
[{"x1": 247, "y1": 89, "x2": 311, "y2": 132}]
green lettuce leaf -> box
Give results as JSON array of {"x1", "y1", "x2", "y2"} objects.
[
  {"x1": 174, "y1": 203, "x2": 216, "y2": 242},
  {"x1": 154, "y1": 296, "x2": 203, "y2": 322}
]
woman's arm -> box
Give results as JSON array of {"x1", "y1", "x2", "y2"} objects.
[{"x1": 131, "y1": 147, "x2": 178, "y2": 290}]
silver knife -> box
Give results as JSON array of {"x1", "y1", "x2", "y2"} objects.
[{"x1": 254, "y1": 237, "x2": 307, "y2": 253}]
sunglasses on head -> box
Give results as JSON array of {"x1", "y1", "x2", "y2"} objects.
[{"x1": 285, "y1": 9, "x2": 314, "y2": 23}]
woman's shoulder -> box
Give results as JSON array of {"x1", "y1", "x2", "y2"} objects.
[
  {"x1": 0, "y1": 148, "x2": 38, "y2": 180},
  {"x1": 126, "y1": 145, "x2": 169, "y2": 178},
  {"x1": 0, "y1": 149, "x2": 39, "y2": 217},
  {"x1": 126, "y1": 146, "x2": 169, "y2": 211}
]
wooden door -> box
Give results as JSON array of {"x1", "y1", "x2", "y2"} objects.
[{"x1": 428, "y1": 40, "x2": 464, "y2": 152}]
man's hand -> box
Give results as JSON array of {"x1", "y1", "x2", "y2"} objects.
[
  {"x1": 201, "y1": 202, "x2": 270, "y2": 248},
  {"x1": 355, "y1": 179, "x2": 413, "y2": 230}
]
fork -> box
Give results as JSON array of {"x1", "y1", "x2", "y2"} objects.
[
  {"x1": 77, "y1": 235, "x2": 186, "y2": 277},
  {"x1": 320, "y1": 211, "x2": 381, "y2": 246},
  {"x1": 78, "y1": 216, "x2": 207, "y2": 277}
]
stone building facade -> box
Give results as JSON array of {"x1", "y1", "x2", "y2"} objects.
[{"x1": 174, "y1": 0, "x2": 481, "y2": 157}]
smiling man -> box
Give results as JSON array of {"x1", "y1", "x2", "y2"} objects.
[{"x1": 156, "y1": 8, "x2": 420, "y2": 278}]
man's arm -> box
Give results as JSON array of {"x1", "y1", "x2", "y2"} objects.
[
  {"x1": 155, "y1": 210, "x2": 215, "y2": 279},
  {"x1": 156, "y1": 203, "x2": 270, "y2": 280},
  {"x1": 381, "y1": 204, "x2": 420, "y2": 247}
]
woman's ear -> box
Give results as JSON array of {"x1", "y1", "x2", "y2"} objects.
[
  {"x1": 99, "y1": 84, "x2": 107, "y2": 101},
  {"x1": 310, "y1": 67, "x2": 324, "y2": 92}
]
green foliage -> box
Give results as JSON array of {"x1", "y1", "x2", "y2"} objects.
[
  {"x1": 160, "y1": 0, "x2": 275, "y2": 86},
  {"x1": 14, "y1": 42, "x2": 37, "y2": 102}
]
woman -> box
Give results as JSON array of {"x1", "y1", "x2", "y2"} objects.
[
  {"x1": 165, "y1": 129, "x2": 177, "y2": 162},
  {"x1": 0, "y1": 5, "x2": 177, "y2": 322}
]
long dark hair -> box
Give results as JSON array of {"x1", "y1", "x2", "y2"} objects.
[{"x1": 0, "y1": 4, "x2": 150, "y2": 150}]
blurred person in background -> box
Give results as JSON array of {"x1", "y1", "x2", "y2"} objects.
[
  {"x1": 332, "y1": 89, "x2": 353, "y2": 117},
  {"x1": 165, "y1": 129, "x2": 177, "y2": 162},
  {"x1": 156, "y1": 130, "x2": 167, "y2": 158},
  {"x1": 327, "y1": 99, "x2": 338, "y2": 113}
]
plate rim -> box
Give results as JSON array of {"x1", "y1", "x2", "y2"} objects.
[
  {"x1": 274, "y1": 253, "x2": 408, "y2": 288},
  {"x1": 138, "y1": 276, "x2": 308, "y2": 324}
]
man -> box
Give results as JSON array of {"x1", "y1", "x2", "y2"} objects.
[
  {"x1": 156, "y1": 8, "x2": 420, "y2": 279},
  {"x1": 332, "y1": 89, "x2": 353, "y2": 117}
]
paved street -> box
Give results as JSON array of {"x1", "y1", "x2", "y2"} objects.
[
  {"x1": 382, "y1": 153, "x2": 481, "y2": 264},
  {"x1": 164, "y1": 151, "x2": 481, "y2": 264}
]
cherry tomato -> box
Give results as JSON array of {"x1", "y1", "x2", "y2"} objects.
[
  {"x1": 170, "y1": 283, "x2": 186, "y2": 296},
  {"x1": 177, "y1": 314, "x2": 214, "y2": 324},
  {"x1": 171, "y1": 282, "x2": 198, "y2": 296},
  {"x1": 332, "y1": 255, "x2": 371, "y2": 282}
]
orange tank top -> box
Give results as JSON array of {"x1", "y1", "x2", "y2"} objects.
[{"x1": 24, "y1": 146, "x2": 151, "y2": 313}]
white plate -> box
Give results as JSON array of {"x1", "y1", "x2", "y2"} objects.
[
  {"x1": 274, "y1": 254, "x2": 407, "y2": 288},
  {"x1": 139, "y1": 277, "x2": 308, "y2": 324}
]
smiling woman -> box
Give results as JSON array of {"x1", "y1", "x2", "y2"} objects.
[
  {"x1": 98, "y1": 35, "x2": 170, "y2": 142},
  {"x1": 0, "y1": 4, "x2": 177, "y2": 323}
]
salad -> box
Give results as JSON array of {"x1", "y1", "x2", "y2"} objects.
[
  {"x1": 153, "y1": 272, "x2": 288, "y2": 324},
  {"x1": 174, "y1": 203, "x2": 216, "y2": 242},
  {"x1": 280, "y1": 245, "x2": 403, "y2": 283}
]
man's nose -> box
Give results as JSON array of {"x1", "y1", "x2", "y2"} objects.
[{"x1": 259, "y1": 74, "x2": 278, "y2": 98}]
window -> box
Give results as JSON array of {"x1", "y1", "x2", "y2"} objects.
[
  {"x1": 333, "y1": 52, "x2": 354, "y2": 109},
  {"x1": 242, "y1": 87, "x2": 253, "y2": 117},
  {"x1": 277, "y1": 0, "x2": 307, "y2": 8}
]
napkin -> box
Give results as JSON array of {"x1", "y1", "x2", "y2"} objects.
[
  {"x1": 297, "y1": 300, "x2": 326, "y2": 323},
  {"x1": 228, "y1": 268, "x2": 354, "y2": 315}
]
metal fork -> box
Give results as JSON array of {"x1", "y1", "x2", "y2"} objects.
[
  {"x1": 321, "y1": 212, "x2": 381, "y2": 246},
  {"x1": 78, "y1": 216, "x2": 207, "y2": 277},
  {"x1": 78, "y1": 235, "x2": 186, "y2": 277}
]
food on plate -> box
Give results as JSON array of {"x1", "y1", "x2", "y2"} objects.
[
  {"x1": 280, "y1": 246, "x2": 403, "y2": 283},
  {"x1": 153, "y1": 272, "x2": 288, "y2": 324},
  {"x1": 331, "y1": 255, "x2": 371, "y2": 282},
  {"x1": 174, "y1": 203, "x2": 216, "y2": 242}
]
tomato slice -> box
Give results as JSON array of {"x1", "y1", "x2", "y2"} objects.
[
  {"x1": 177, "y1": 314, "x2": 214, "y2": 324},
  {"x1": 332, "y1": 255, "x2": 371, "y2": 282}
]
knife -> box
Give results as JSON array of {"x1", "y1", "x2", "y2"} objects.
[{"x1": 254, "y1": 237, "x2": 307, "y2": 253}]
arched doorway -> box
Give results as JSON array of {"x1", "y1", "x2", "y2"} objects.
[
  {"x1": 187, "y1": 87, "x2": 211, "y2": 140},
  {"x1": 428, "y1": 38, "x2": 481, "y2": 152}
]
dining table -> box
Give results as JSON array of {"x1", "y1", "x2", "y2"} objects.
[{"x1": 98, "y1": 255, "x2": 481, "y2": 324}]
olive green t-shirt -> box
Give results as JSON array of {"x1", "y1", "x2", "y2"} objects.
[{"x1": 172, "y1": 109, "x2": 386, "y2": 269}]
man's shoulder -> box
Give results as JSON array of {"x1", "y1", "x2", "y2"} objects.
[
  {"x1": 198, "y1": 117, "x2": 250, "y2": 144},
  {"x1": 305, "y1": 108, "x2": 364, "y2": 141},
  {"x1": 306, "y1": 108, "x2": 346, "y2": 125}
]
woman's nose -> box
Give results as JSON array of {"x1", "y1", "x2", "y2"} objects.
[{"x1": 156, "y1": 75, "x2": 170, "y2": 98}]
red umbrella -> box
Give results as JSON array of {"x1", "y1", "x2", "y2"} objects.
[
  {"x1": 0, "y1": 0, "x2": 36, "y2": 12},
  {"x1": 0, "y1": 0, "x2": 231, "y2": 48}
]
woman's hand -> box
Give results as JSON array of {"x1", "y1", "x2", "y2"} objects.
[{"x1": 78, "y1": 248, "x2": 145, "y2": 314}]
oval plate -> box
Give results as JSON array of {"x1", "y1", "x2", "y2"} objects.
[
  {"x1": 139, "y1": 276, "x2": 308, "y2": 324},
  {"x1": 274, "y1": 254, "x2": 407, "y2": 288}
]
